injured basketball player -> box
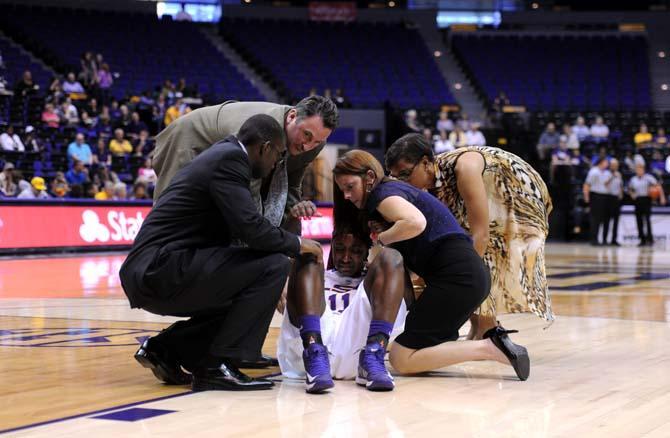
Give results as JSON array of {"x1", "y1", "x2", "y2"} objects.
[{"x1": 277, "y1": 225, "x2": 411, "y2": 393}]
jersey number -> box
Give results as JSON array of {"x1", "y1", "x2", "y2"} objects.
[{"x1": 328, "y1": 293, "x2": 350, "y2": 313}]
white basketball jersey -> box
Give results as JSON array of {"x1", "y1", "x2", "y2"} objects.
[{"x1": 324, "y1": 269, "x2": 364, "y2": 316}]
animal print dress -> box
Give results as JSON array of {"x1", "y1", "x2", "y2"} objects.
[{"x1": 431, "y1": 146, "x2": 554, "y2": 322}]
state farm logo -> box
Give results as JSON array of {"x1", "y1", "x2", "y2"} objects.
[{"x1": 79, "y1": 209, "x2": 145, "y2": 243}]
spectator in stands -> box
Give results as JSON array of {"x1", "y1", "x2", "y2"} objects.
[
  {"x1": 95, "y1": 164, "x2": 120, "y2": 187},
  {"x1": 80, "y1": 111, "x2": 96, "y2": 129},
  {"x1": 95, "y1": 53, "x2": 105, "y2": 68},
  {"x1": 649, "y1": 150, "x2": 666, "y2": 180},
  {"x1": 634, "y1": 123, "x2": 653, "y2": 149},
  {"x1": 97, "y1": 63, "x2": 113, "y2": 103},
  {"x1": 175, "y1": 3, "x2": 193, "y2": 21},
  {"x1": 605, "y1": 159, "x2": 623, "y2": 246},
  {"x1": 323, "y1": 88, "x2": 332, "y2": 101},
  {"x1": 92, "y1": 137, "x2": 112, "y2": 169},
  {"x1": 14, "y1": 70, "x2": 39, "y2": 97},
  {"x1": 161, "y1": 80, "x2": 176, "y2": 100},
  {"x1": 58, "y1": 98, "x2": 79, "y2": 126},
  {"x1": 654, "y1": 127, "x2": 667, "y2": 148},
  {"x1": 109, "y1": 128, "x2": 133, "y2": 156},
  {"x1": 457, "y1": 113, "x2": 471, "y2": 131},
  {"x1": 95, "y1": 181, "x2": 114, "y2": 200},
  {"x1": 136, "y1": 157, "x2": 157, "y2": 185},
  {"x1": 448, "y1": 124, "x2": 467, "y2": 148},
  {"x1": 164, "y1": 95, "x2": 189, "y2": 126},
  {"x1": 50, "y1": 172, "x2": 70, "y2": 198},
  {"x1": 583, "y1": 157, "x2": 611, "y2": 246},
  {"x1": 137, "y1": 91, "x2": 155, "y2": 112},
  {"x1": 127, "y1": 112, "x2": 148, "y2": 139},
  {"x1": 22, "y1": 126, "x2": 42, "y2": 152},
  {"x1": 41, "y1": 103, "x2": 60, "y2": 129},
  {"x1": 422, "y1": 128, "x2": 433, "y2": 144},
  {"x1": 79, "y1": 52, "x2": 98, "y2": 88},
  {"x1": 17, "y1": 176, "x2": 50, "y2": 199},
  {"x1": 561, "y1": 124, "x2": 580, "y2": 150},
  {"x1": 572, "y1": 116, "x2": 590, "y2": 142},
  {"x1": 623, "y1": 149, "x2": 636, "y2": 174},
  {"x1": 14, "y1": 171, "x2": 29, "y2": 196},
  {"x1": 176, "y1": 77, "x2": 196, "y2": 98},
  {"x1": 63, "y1": 72, "x2": 85, "y2": 95},
  {"x1": 67, "y1": 133, "x2": 93, "y2": 165},
  {"x1": 1, "y1": 125, "x2": 25, "y2": 152},
  {"x1": 404, "y1": 109, "x2": 421, "y2": 132},
  {"x1": 48, "y1": 77, "x2": 64, "y2": 104},
  {"x1": 116, "y1": 104, "x2": 132, "y2": 130},
  {"x1": 0, "y1": 162, "x2": 17, "y2": 197},
  {"x1": 130, "y1": 181, "x2": 150, "y2": 200},
  {"x1": 113, "y1": 182, "x2": 127, "y2": 200},
  {"x1": 133, "y1": 129, "x2": 153, "y2": 156},
  {"x1": 87, "y1": 98, "x2": 100, "y2": 117},
  {"x1": 551, "y1": 138, "x2": 573, "y2": 182},
  {"x1": 433, "y1": 130, "x2": 453, "y2": 154},
  {"x1": 629, "y1": 163, "x2": 666, "y2": 246},
  {"x1": 333, "y1": 88, "x2": 350, "y2": 108},
  {"x1": 96, "y1": 109, "x2": 113, "y2": 140},
  {"x1": 537, "y1": 122, "x2": 560, "y2": 161},
  {"x1": 590, "y1": 146, "x2": 612, "y2": 166},
  {"x1": 436, "y1": 111, "x2": 453, "y2": 132},
  {"x1": 492, "y1": 91, "x2": 510, "y2": 114},
  {"x1": 65, "y1": 159, "x2": 89, "y2": 188},
  {"x1": 466, "y1": 122, "x2": 486, "y2": 146},
  {"x1": 589, "y1": 116, "x2": 609, "y2": 144}
]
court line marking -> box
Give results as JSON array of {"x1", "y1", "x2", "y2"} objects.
[
  {"x1": 0, "y1": 370, "x2": 285, "y2": 435},
  {"x1": 0, "y1": 391, "x2": 193, "y2": 435}
]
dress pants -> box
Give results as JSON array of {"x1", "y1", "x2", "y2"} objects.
[
  {"x1": 589, "y1": 193, "x2": 609, "y2": 244},
  {"x1": 606, "y1": 194, "x2": 621, "y2": 244},
  {"x1": 634, "y1": 196, "x2": 653, "y2": 244},
  {"x1": 140, "y1": 246, "x2": 291, "y2": 370}
]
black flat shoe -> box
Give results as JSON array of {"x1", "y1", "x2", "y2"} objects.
[
  {"x1": 230, "y1": 354, "x2": 279, "y2": 369},
  {"x1": 192, "y1": 361, "x2": 274, "y2": 392},
  {"x1": 135, "y1": 338, "x2": 192, "y2": 385},
  {"x1": 483, "y1": 325, "x2": 530, "y2": 381}
]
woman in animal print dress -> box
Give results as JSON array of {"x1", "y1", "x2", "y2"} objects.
[{"x1": 385, "y1": 134, "x2": 554, "y2": 339}]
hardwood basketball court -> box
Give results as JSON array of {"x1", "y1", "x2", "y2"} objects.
[{"x1": 0, "y1": 243, "x2": 669, "y2": 437}]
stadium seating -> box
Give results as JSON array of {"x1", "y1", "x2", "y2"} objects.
[
  {"x1": 452, "y1": 33, "x2": 651, "y2": 111},
  {"x1": 220, "y1": 18, "x2": 455, "y2": 109},
  {"x1": 0, "y1": 7, "x2": 264, "y2": 102}
]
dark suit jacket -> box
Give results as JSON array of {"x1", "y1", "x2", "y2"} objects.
[
  {"x1": 152, "y1": 101, "x2": 326, "y2": 226},
  {"x1": 120, "y1": 136, "x2": 301, "y2": 308}
]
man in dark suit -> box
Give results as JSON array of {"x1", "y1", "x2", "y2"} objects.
[
  {"x1": 119, "y1": 115, "x2": 323, "y2": 391},
  {"x1": 152, "y1": 95, "x2": 338, "y2": 368}
]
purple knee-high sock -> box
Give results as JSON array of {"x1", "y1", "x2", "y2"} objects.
[
  {"x1": 299, "y1": 315, "x2": 322, "y2": 348},
  {"x1": 367, "y1": 320, "x2": 394, "y2": 347}
]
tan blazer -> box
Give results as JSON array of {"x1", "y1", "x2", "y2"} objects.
[{"x1": 152, "y1": 101, "x2": 325, "y2": 224}]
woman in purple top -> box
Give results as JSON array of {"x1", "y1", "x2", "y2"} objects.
[{"x1": 333, "y1": 149, "x2": 529, "y2": 381}]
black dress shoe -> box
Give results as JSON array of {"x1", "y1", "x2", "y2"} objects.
[
  {"x1": 483, "y1": 325, "x2": 530, "y2": 381},
  {"x1": 230, "y1": 354, "x2": 279, "y2": 369},
  {"x1": 134, "y1": 338, "x2": 192, "y2": 385},
  {"x1": 192, "y1": 362, "x2": 274, "y2": 392}
]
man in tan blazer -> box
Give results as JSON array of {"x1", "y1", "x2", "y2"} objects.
[{"x1": 152, "y1": 96, "x2": 338, "y2": 229}]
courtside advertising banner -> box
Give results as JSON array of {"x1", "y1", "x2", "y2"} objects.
[{"x1": 0, "y1": 203, "x2": 334, "y2": 250}]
